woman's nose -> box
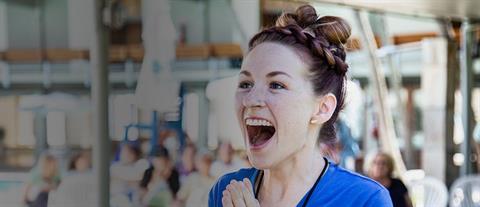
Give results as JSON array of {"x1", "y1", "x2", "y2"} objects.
[{"x1": 243, "y1": 87, "x2": 266, "y2": 108}]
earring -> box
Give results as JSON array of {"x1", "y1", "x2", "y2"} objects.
[{"x1": 310, "y1": 119, "x2": 318, "y2": 124}]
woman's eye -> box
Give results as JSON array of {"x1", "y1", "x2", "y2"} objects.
[
  {"x1": 270, "y1": 82, "x2": 285, "y2": 89},
  {"x1": 238, "y1": 81, "x2": 253, "y2": 89}
]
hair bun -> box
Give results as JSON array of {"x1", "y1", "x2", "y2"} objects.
[
  {"x1": 295, "y1": 5, "x2": 318, "y2": 28},
  {"x1": 276, "y1": 5, "x2": 318, "y2": 28},
  {"x1": 275, "y1": 13, "x2": 298, "y2": 27},
  {"x1": 315, "y1": 16, "x2": 351, "y2": 44}
]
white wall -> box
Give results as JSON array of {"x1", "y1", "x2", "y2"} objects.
[
  {"x1": 208, "y1": 0, "x2": 234, "y2": 43},
  {"x1": 232, "y1": 0, "x2": 259, "y2": 50},
  {"x1": 7, "y1": 0, "x2": 68, "y2": 49},
  {"x1": 421, "y1": 38, "x2": 447, "y2": 181},
  {"x1": 66, "y1": 110, "x2": 92, "y2": 148},
  {"x1": 385, "y1": 14, "x2": 441, "y2": 35},
  {"x1": 7, "y1": 1, "x2": 41, "y2": 49},
  {"x1": 170, "y1": 0, "x2": 260, "y2": 44},
  {"x1": 67, "y1": 0, "x2": 94, "y2": 49},
  {"x1": 44, "y1": 0, "x2": 68, "y2": 48},
  {"x1": 170, "y1": 0, "x2": 206, "y2": 44},
  {"x1": 66, "y1": 0, "x2": 258, "y2": 46},
  {"x1": 0, "y1": 1, "x2": 8, "y2": 50}
]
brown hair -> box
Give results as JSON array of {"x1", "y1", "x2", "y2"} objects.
[
  {"x1": 371, "y1": 152, "x2": 395, "y2": 178},
  {"x1": 248, "y1": 5, "x2": 351, "y2": 145},
  {"x1": 68, "y1": 150, "x2": 91, "y2": 171}
]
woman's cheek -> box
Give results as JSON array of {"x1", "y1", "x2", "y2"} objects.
[{"x1": 235, "y1": 94, "x2": 244, "y2": 116}]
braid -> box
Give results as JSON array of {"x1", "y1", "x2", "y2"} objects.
[{"x1": 249, "y1": 24, "x2": 348, "y2": 76}]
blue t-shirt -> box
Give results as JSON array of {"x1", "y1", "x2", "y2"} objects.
[{"x1": 209, "y1": 160, "x2": 393, "y2": 207}]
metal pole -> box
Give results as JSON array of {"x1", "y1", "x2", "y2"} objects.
[
  {"x1": 354, "y1": 10, "x2": 407, "y2": 175},
  {"x1": 91, "y1": 0, "x2": 110, "y2": 206},
  {"x1": 204, "y1": 0, "x2": 210, "y2": 42},
  {"x1": 439, "y1": 19, "x2": 460, "y2": 187},
  {"x1": 374, "y1": 12, "x2": 410, "y2": 169},
  {"x1": 150, "y1": 110, "x2": 158, "y2": 155},
  {"x1": 460, "y1": 20, "x2": 474, "y2": 176}
]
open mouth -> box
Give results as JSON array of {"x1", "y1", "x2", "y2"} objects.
[{"x1": 245, "y1": 119, "x2": 276, "y2": 148}]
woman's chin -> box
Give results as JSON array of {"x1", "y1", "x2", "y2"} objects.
[
  {"x1": 248, "y1": 155, "x2": 275, "y2": 169},
  {"x1": 245, "y1": 137, "x2": 277, "y2": 169}
]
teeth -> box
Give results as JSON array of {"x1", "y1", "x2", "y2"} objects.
[{"x1": 245, "y1": 119, "x2": 273, "y2": 126}]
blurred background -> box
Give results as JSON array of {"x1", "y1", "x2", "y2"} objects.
[{"x1": 0, "y1": 0, "x2": 480, "y2": 206}]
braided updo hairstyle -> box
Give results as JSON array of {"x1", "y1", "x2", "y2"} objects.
[{"x1": 248, "y1": 5, "x2": 351, "y2": 146}]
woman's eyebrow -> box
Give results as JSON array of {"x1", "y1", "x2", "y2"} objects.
[
  {"x1": 266, "y1": 71, "x2": 292, "y2": 78},
  {"x1": 239, "y1": 71, "x2": 251, "y2": 77}
]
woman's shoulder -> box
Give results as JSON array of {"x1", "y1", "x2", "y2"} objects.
[
  {"x1": 390, "y1": 177, "x2": 406, "y2": 185},
  {"x1": 328, "y1": 163, "x2": 385, "y2": 190},
  {"x1": 311, "y1": 162, "x2": 392, "y2": 206},
  {"x1": 389, "y1": 177, "x2": 408, "y2": 191},
  {"x1": 327, "y1": 163, "x2": 389, "y2": 195}
]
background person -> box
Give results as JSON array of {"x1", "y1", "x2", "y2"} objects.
[{"x1": 368, "y1": 152, "x2": 413, "y2": 207}]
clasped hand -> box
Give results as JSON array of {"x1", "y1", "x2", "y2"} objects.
[{"x1": 222, "y1": 178, "x2": 260, "y2": 207}]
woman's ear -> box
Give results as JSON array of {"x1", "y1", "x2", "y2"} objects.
[{"x1": 310, "y1": 93, "x2": 337, "y2": 125}]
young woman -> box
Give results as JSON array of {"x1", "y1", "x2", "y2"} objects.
[
  {"x1": 209, "y1": 5, "x2": 393, "y2": 207},
  {"x1": 23, "y1": 153, "x2": 61, "y2": 207},
  {"x1": 177, "y1": 152, "x2": 216, "y2": 207},
  {"x1": 67, "y1": 150, "x2": 92, "y2": 173},
  {"x1": 139, "y1": 147, "x2": 180, "y2": 207},
  {"x1": 369, "y1": 152, "x2": 412, "y2": 207}
]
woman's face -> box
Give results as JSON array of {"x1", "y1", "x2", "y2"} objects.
[
  {"x1": 152, "y1": 156, "x2": 169, "y2": 172},
  {"x1": 120, "y1": 145, "x2": 137, "y2": 164},
  {"x1": 195, "y1": 157, "x2": 211, "y2": 176},
  {"x1": 42, "y1": 158, "x2": 58, "y2": 179},
  {"x1": 235, "y1": 42, "x2": 319, "y2": 169},
  {"x1": 218, "y1": 143, "x2": 233, "y2": 164},
  {"x1": 370, "y1": 155, "x2": 390, "y2": 179},
  {"x1": 75, "y1": 155, "x2": 91, "y2": 172},
  {"x1": 182, "y1": 146, "x2": 195, "y2": 171}
]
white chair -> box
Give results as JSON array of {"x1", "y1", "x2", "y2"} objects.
[
  {"x1": 48, "y1": 172, "x2": 98, "y2": 207},
  {"x1": 407, "y1": 176, "x2": 449, "y2": 207},
  {"x1": 450, "y1": 175, "x2": 480, "y2": 207}
]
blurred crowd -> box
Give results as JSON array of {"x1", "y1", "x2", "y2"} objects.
[
  {"x1": 19, "y1": 130, "x2": 412, "y2": 207},
  {"x1": 21, "y1": 137, "x2": 249, "y2": 207}
]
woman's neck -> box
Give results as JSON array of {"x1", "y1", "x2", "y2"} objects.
[{"x1": 260, "y1": 145, "x2": 326, "y2": 205}]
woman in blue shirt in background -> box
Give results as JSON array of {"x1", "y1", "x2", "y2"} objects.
[{"x1": 209, "y1": 4, "x2": 393, "y2": 207}]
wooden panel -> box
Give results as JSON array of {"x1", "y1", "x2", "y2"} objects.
[
  {"x1": 127, "y1": 44, "x2": 144, "y2": 62},
  {"x1": 211, "y1": 43, "x2": 243, "y2": 58},
  {"x1": 176, "y1": 44, "x2": 211, "y2": 59},
  {"x1": 122, "y1": 0, "x2": 141, "y2": 18},
  {"x1": 4, "y1": 50, "x2": 43, "y2": 62},
  {"x1": 45, "y1": 49, "x2": 89, "y2": 62},
  {"x1": 392, "y1": 32, "x2": 438, "y2": 45},
  {"x1": 109, "y1": 45, "x2": 128, "y2": 62},
  {"x1": 126, "y1": 24, "x2": 142, "y2": 45}
]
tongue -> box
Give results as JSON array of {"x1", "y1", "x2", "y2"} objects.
[{"x1": 252, "y1": 130, "x2": 272, "y2": 146}]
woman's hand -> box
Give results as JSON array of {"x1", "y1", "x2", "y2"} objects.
[{"x1": 222, "y1": 178, "x2": 260, "y2": 207}]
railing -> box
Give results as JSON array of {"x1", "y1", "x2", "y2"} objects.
[{"x1": 0, "y1": 43, "x2": 244, "y2": 89}]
